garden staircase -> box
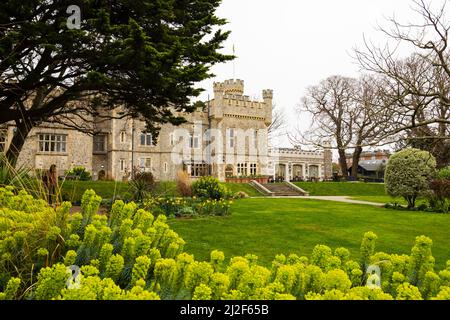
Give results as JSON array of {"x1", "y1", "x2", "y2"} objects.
[{"x1": 250, "y1": 180, "x2": 309, "y2": 197}]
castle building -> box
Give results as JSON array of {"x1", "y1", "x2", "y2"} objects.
[{"x1": 1, "y1": 80, "x2": 332, "y2": 182}]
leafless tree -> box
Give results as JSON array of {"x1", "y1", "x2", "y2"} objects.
[
  {"x1": 294, "y1": 75, "x2": 356, "y2": 178},
  {"x1": 349, "y1": 75, "x2": 394, "y2": 177},
  {"x1": 354, "y1": 0, "x2": 450, "y2": 166},
  {"x1": 292, "y1": 75, "x2": 392, "y2": 178},
  {"x1": 268, "y1": 103, "x2": 287, "y2": 142}
]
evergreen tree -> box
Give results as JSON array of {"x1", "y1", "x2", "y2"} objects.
[{"x1": 0, "y1": 0, "x2": 232, "y2": 163}]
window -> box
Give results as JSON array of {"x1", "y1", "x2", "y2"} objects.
[
  {"x1": 189, "y1": 135, "x2": 199, "y2": 149},
  {"x1": 120, "y1": 159, "x2": 126, "y2": 172},
  {"x1": 190, "y1": 162, "x2": 208, "y2": 177},
  {"x1": 93, "y1": 135, "x2": 107, "y2": 153},
  {"x1": 140, "y1": 133, "x2": 153, "y2": 146},
  {"x1": 164, "y1": 162, "x2": 168, "y2": 173},
  {"x1": 120, "y1": 131, "x2": 126, "y2": 143},
  {"x1": 250, "y1": 163, "x2": 257, "y2": 175},
  {"x1": 139, "y1": 158, "x2": 152, "y2": 170},
  {"x1": 169, "y1": 133, "x2": 174, "y2": 146},
  {"x1": 253, "y1": 130, "x2": 258, "y2": 148},
  {"x1": 0, "y1": 129, "x2": 6, "y2": 152},
  {"x1": 228, "y1": 128, "x2": 235, "y2": 148},
  {"x1": 39, "y1": 134, "x2": 67, "y2": 153},
  {"x1": 237, "y1": 163, "x2": 247, "y2": 176}
]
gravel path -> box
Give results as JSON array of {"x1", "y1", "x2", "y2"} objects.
[
  {"x1": 304, "y1": 196, "x2": 384, "y2": 207},
  {"x1": 251, "y1": 196, "x2": 384, "y2": 207}
]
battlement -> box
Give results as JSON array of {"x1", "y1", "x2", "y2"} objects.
[
  {"x1": 269, "y1": 147, "x2": 324, "y2": 158},
  {"x1": 262, "y1": 89, "x2": 273, "y2": 100},
  {"x1": 214, "y1": 79, "x2": 244, "y2": 96}
]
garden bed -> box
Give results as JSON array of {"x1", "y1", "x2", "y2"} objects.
[{"x1": 225, "y1": 176, "x2": 269, "y2": 184}]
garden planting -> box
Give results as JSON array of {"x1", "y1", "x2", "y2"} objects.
[{"x1": 1, "y1": 186, "x2": 450, "y2": 300}]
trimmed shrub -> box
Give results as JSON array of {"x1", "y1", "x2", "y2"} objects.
[
  {"x1": 66, "y1": 166, "x2": 92, "y2": 181},
  {"x1": 385, "y1": 148, "x2": 436, "y2": 208},
  {"x1": 192, "y1": 176, "x2": 229, "y2": 200}
]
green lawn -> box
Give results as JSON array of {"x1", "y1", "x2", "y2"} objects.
[
  {"x1": 224, "y1": 183, "x2": 263, "y2": 197},
  {"x1": 294, "y1": 182, "x2": 386, "y2": 196},
  {"x1": 169, "y1": 198, "x2": 450, "y2": 269},
  {"x1": 61, "y1": 180, "x2": 129, "y2": 203},
  {"x1": 349, "y1": 196, "x2": 428, "y2": 206}
]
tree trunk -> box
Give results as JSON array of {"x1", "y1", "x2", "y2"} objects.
[
  {"x1": 5, "y1": 120, "x2": 33, "y2": 166},
  {"x1": 338, "y1": 148, "x2": 348, "y2": 179},
  {"x1": 351, "y1": 146, "x2": 363, "y2": 179}
]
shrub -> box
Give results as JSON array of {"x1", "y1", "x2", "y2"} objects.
[
  {"x1": 438, "y1": 166, "x2": 450, "y2": 179},
  {"x1": 428, "y1": 179, "x2": 450, "y2": 213},
  {"x1": 0, "y1": 153, "x2": 34, "y2": 190},
  {"x1": 1, "y1": 187, "x2": 450, "y2": 301},
  {"x1": 385, "y1": 148, "x2": 436, "y2": 208},
  {"x1": 66, "y1": 166, "x2": 92, "y2": 181},
  {"x1": 176, "y1": 171, "x2": 192, "y2": 197},
  {"x1": 192, "y1": 176, "x2": 229, "y2": 200},
  {"x1": 143, "y1": 196, "x2": 232, "y2": 217},
  {"x1": 234, "y1": 191, "x2": 249, "y2": 199},
  {"x1": 129, "y1": 172, "x2": 156, "y2": 203}
]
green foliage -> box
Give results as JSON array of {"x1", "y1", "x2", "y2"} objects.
[
  {"x1": 129, "y1": 172, "x2": 156, "y2": 203},
  {"x1": 428, "y1": 167, "x2": 450, "y2": 213},
  {"x1": 66, "y1": 167, "x2": 92, "y2": 181},
  {"x1": 385, "y1": 148, "x2": 437, "y2": 208},
  {"x1": 143, "y1": 196, "x2": 233, "y2": 217},
  {"x1": 0, "y1": 154, "x2": 33, "y2": 189},
  {"x1": 438, "y1": 166, "x2": 450, "y2": 179},
  {"x1": 192, "y1": 177, "x2": 231, "y2": 200},
  {"x1": 0, "y1": 0, "x2": 233, "y2": 163},
  {"x1": 1, "y1": 187, "x2": 450, "y2": 300}
]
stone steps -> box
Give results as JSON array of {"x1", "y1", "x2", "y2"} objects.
[{"x1": 261, "y1": 183, "x2": 305, "y2": 196}]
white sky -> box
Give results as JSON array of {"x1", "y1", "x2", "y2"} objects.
[{"x1": 197, "y1": 0, "x2": 422, "y2": 148}]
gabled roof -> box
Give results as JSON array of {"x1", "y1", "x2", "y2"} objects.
[{"x1": 356, "y1": 160, "x2": 387, "y2": 171}]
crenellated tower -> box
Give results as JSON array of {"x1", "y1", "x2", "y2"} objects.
[
  {"x1": 262, "y1": 89, "x2": 273, "y2": 126},
  {"x1": 210, "y1": 79, "x2": 273, "y2": 127}
]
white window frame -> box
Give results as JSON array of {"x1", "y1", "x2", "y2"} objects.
[
  {"x1": 139, "y1": 157, "x2": 152, "y2": 171},
  {"x1": 140, "y1": 133, "x2": 153, "y2": 146},
  {"x1": 228, "y1": 128, "x2": 235, "y2": 148},
  {"x1": 250, "y1": 163, "x2": 257, "y2": 175},
  {"x1": 237, "y1": 163, "x2": 247, "y2": 176},
  {"x1": 189, "y1": 135, "x2": 200, "y2": 149},
  {"x1": 38, "y1": 133, "x2": 67, "y2": 153}
]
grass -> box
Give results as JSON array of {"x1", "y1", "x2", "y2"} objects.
[
  {"x1": 169, "y1": 198, "x2": 450, "y2": 269},
  {"x1": 61, "y1": 180, "x2": 130, "y2": 203},
  {"x1": 348, "y1": 196, "x2": 428, "y2": 206},
  {"x1": 294, "y1": 182, "x2": 386, "y2": 196},
  {"x1": 223, "y1": 183, "x2": 263, "y2": 197}
]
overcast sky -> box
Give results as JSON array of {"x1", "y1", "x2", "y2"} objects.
[{"x1": 197, "y1": 0, "x2": 423, "y2": 148}]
